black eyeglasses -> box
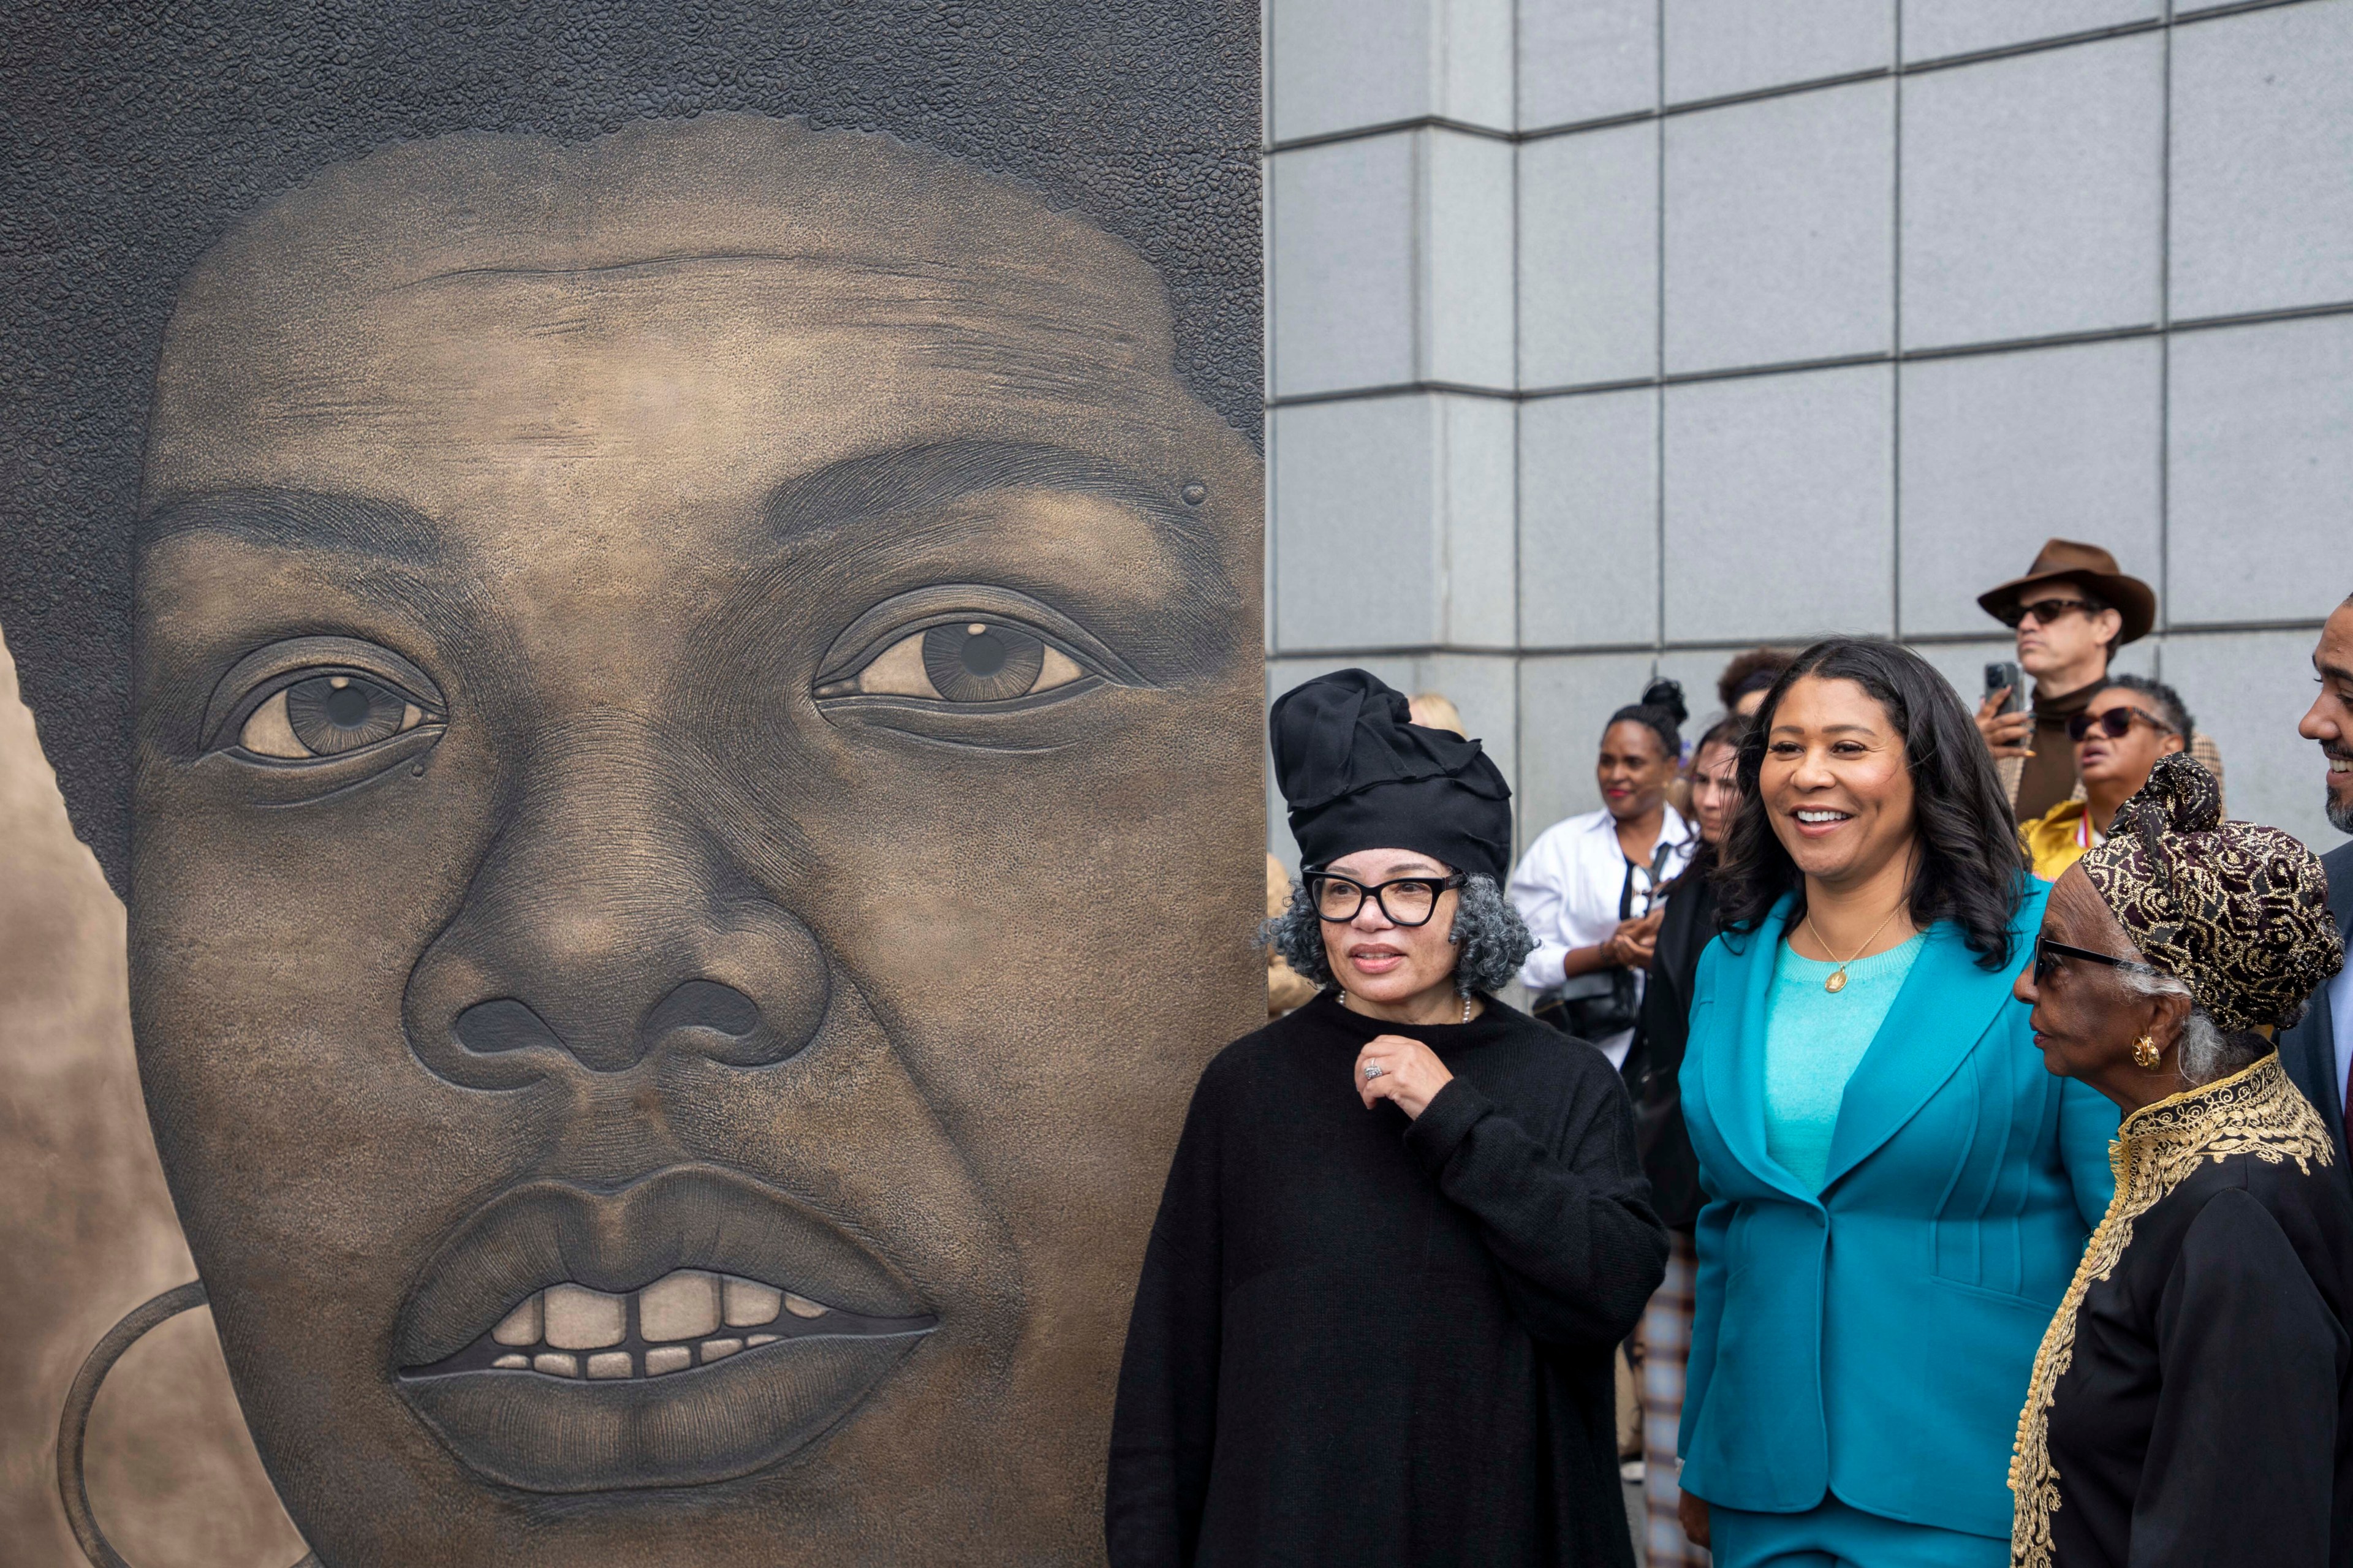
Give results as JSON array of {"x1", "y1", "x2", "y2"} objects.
[
  {"x1": 1999, "y1": 597, "x2": 2096, "y2": 630},
  {"x1": 2033, "y1": 936, "x2": 2163, "y2": 984},
  {"x1": 1306, "y1": 872, "x2": 1467, "y2": 927},
  {"x1": 2065, "y1": 705, "x2": 2176, "y2": 743}
]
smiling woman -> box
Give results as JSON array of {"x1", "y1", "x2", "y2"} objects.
[{"x1": 1673, "y1": 638, "x2": 2117, "y2": 1568}]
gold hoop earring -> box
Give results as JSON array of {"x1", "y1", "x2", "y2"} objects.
[{"x1": 2133, "y1": 1033, "x2": 2162, "y2": 1070}]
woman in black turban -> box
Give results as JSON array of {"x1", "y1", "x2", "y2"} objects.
[
  {"x1": 1104, "y1": 669, "x2": 1670, "y2": 1568},
  {"x1": 2009, "y1": 752, "x2": 2353, "y2": 1567}
]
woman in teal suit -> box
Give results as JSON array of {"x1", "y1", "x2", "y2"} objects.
[{"x1": 1674, "y1": 639, "x2": 2116, "y2": 1567}]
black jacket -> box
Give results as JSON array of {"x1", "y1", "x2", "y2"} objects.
[
  {"x1": 1620, "y1": 854, "x2": 1717, "y2": 1230},
  {"x1": 2279, "y1": 839, "x2": 2353, "y2": 1203}
]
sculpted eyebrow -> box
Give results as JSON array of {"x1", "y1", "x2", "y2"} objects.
[
  {"x1": 138, "y1": 488, "x2": 446, "y2": 564},
  {"x1": 759, "y1": 438, "x2": 1215, "y2": 573}
]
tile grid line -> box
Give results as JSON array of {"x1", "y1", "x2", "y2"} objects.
[
  {"x1": 1258, "y1": 0, "x2": 2326, "y2": 156},
  {"x1": 1259, "y1": 0, "x2": 1278, "y2": 663},
  {"x1": 1509, "y1": 0, "x2": 1525, "y2": 841},
  {"x1": 1890, "y1": 0, "x2": 1906, "y2": 644},
  {"x1": 1263, "y1": 295, "x2": 2353, "y2": 411},
  {"x1": 2157, "y1": 0, "x2": 2178, "y2": 679},
  {"x1": 1264, "y1": 618, "x2": 2332, "y2": 665},
  {"x1": 1652, "y1": 0, "x2": 1669, "y2": 688}
]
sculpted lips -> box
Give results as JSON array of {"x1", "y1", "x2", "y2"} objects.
[{"x1": 394, "y1": 1165, "x2": 936, "y2": 1492}]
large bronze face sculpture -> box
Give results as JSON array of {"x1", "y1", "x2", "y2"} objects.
[{"x1": 125, "y1": 117, "x2": 1260, "y2": 1564}]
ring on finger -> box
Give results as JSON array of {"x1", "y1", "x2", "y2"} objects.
[{"x1": 1363, "y1": 1062, "x2": 1385, "y2": 1081}]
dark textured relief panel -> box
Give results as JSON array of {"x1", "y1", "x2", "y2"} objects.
[{"x1": 0, "y1": 0, "x2": 1263, "y2": 884}]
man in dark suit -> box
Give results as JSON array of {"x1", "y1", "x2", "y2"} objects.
[{"x1": 2281, "y1": 593, "x2": 2353, "y2": 1184}]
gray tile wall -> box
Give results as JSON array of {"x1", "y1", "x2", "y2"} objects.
[{"x1": 1266, "y1": 0, "x2": 2353, "y2": 869}]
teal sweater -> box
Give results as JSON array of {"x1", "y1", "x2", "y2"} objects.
[{"x1": 1762, "y1": 933, "x2": 1927, "y2": 1192}]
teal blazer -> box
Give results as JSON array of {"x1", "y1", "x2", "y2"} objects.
[{"x1": 1676, "y1": 885, "x2": 2116, "y2": 1538}]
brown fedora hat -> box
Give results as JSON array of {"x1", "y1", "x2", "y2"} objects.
[{"x1": 1976, "y1": 537, "x2": 2156, "y2": 645}]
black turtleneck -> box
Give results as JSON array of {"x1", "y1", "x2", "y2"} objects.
[{"x1": 1105, "y1": 990, "x2": 1667, "y2": 1568}]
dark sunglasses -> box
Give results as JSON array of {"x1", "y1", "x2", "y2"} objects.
[
  {"x1": 1998, "y1": 597, "x2": 2094, "y2": 630},
  {"x1": 2064, "y1": 705, "x2": 2177, "y2": 743},
  {"x1": 2033, "y1": 936, "x2": 2163, "y2": 985}
]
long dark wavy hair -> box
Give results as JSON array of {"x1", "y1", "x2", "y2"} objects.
[{"x1": 1714, "y1": 637, "x2": 2028, "y2": 971}]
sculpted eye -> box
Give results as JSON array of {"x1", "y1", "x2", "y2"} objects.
[
  {"x1": 241, "y1": 674, "x2": 429, "y2": 758},
  {"x1": 836, "y1": 620, "x2": 1089, "y2": 704},
  {"x1": 202, "y1": 636, "x2": 447, "y2": 771},
  {"x1": 812, "y1": 588, "x2": 1133, "y2": 717}
]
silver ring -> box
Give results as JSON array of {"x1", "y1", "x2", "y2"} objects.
[{"x1": 1363, "y1": 1062, "x2": 1385, "y2": 1080}]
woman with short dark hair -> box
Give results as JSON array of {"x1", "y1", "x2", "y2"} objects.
[
  {"x1": 1108, "y1": 669, "x2": 1669, "y2": 1567},
  {"x1": 2009, "y1": 754, "x2": 2353, "y2": 1567},
  {"x1": 1675, "y1": 638, "x2": 2117, "y2": 1567}
]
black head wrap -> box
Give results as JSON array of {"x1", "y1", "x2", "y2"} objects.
[{"x1": 1269, "y1": 669, "x2": 1514, "y2": 883}]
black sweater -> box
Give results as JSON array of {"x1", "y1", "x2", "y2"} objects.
[{"x1": 1105, "y1": 991, "x2": 1669, "y2": 1567}]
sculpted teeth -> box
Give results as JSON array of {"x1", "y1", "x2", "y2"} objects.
[
  {"x1": 723, "y1": 1278, "x2": 782, "y2": 1328},
  {"x1": 491, "y1": 1293, "x2": 542, "y2": 1347},
  {"x1": 472, "y1": 1273, "x2": 832, "y2": 1381},
  {"x1": 639, "y1": 1270, "x2": 721, "y2": 1342},
  {"x1": 545, "y1": 1284, "x2": 627, "y2": 1350}
]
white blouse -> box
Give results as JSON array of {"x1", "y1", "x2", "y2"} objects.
[{"x1": 1506, "y1": 805, "x2": 1696, "y2": 1064}]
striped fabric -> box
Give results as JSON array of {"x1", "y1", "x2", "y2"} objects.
[{"x1": 1642, "y1": 1230, "x2": 1710, "y2": 1567}]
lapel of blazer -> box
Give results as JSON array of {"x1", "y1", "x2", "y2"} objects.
[
  {"x1": 1700, "y1": 895, "x2": 1817, "y2": 1205},
  {"x1": 1818, "y1": 904, "x2": 2028, "y2": 1192},
  {"x1": 2294, "y1": 843, "x2": 2353, "y2": 1149}
]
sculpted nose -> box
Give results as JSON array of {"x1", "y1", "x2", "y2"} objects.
[
  {"x1": 450, "y1": 978, "x2": 765, "y2": 1075},
  {"x1": 401, "y1": 741, "x2": 828, "y2": 1088}
]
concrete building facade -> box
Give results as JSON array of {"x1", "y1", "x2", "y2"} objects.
[{"x1": 1265, "y1": 0, "x2": 2353, "y2": 863}]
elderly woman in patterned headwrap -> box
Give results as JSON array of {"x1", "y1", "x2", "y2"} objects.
[{"x1": 2007, "y1": 752, "x2": 2353, "y2": 1568}]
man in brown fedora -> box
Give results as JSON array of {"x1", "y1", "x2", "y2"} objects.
[{"x1": 1974, "y1": 537, "x2": 2221, "y2": 823}]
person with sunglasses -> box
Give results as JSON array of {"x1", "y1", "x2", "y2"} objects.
[
  {"x1": 1971, "y1": 539, "x2": 2225, "y2": 824},
  {"x1": 1108, "y1": 670, "x2": 1669, "y2": 1568},
  {"x1": 2020, "y1": 673, "x2": 2192, "y2": 881},
  {"x1": 2007, "y1": 752, "x2": 2352, "y2": 1568}
]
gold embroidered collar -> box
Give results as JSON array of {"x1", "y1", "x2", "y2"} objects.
[{"x1": 2009, "y1": 1051, "x2": 2333, "y2": 1567}]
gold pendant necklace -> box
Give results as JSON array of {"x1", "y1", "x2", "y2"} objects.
[{"x1": 1803, "y1": 904, "x2": 1904, "y2": 994}]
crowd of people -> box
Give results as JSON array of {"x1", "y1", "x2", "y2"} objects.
[{"x1": 1108, "y1": 539, "x2": 2353, "y2": 1567}]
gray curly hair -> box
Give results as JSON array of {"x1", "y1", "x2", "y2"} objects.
[{"x1": 1262, "y1": 871, "x2": 1536, "y2": 998}]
